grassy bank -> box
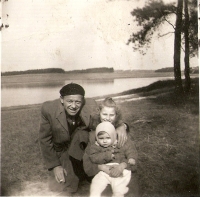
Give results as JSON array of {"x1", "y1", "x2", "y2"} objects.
[{"x1": 1, "y1": 78, "x2": 199, "y2": 196}]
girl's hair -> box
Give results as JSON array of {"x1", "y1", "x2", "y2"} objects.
[
  {"x1": 90, "y1": 97, "x2": 122, "y2": 130},
  {"x1": 99, "y1": 97, "x2": 118, "y2": 112}
]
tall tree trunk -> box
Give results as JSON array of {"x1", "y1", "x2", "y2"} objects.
[
  {"x1": 174, "y1": 0, "x2": 183, "y2": 93},
  {"x1": 184, "y1": 0, "x2": 191, "y2": 93}
]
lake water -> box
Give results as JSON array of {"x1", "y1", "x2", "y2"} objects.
[{"x1": 1, "y1": 77, "x2": 173, "y2": 107}]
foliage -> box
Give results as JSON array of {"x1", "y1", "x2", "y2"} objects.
[
  {"x1": 1, "y1": 67, "x2": 114, "y2": 76},
  {"x1": 186, "y1": 0, "x2": 198, "y2": 57},
  {"x1": 1, "y1": 68, "x2": 66, "y2": 76},
  {"x1": 127, "y1": 0, "x2": 198, "y2": 57},
  {"x1": 65, "y1": 67, "x2": 114, "y2": 74},
  {"x1": 127, "y1": 0, "x2": 176, "y2": 54},
  {"x1": 155, "y1": 66, "x2": 198, "y2": 73},
  {"x1": 155, "y1": 67, "x2": 175, "y2": 72},
  {"x1": 0, "y1": 0, "x2": 9, "y2": 31}
]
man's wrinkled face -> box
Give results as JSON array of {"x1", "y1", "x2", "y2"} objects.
[{"x1": 60, "y1": 95, "x2": 84, "y2": 116}]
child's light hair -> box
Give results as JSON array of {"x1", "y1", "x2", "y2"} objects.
[{"x1": 98, "y1": 97, "x2": 119, "y2": 115}]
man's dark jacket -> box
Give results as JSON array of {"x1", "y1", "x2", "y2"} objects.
[{"x1": 39, "y1": 98, "x2": 97, "y2": 170}]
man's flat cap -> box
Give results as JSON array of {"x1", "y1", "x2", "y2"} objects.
[{"x1": 60, "y1": 83, "x2": 85, "y2": 97}]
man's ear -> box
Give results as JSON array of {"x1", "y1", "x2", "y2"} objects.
[
  {"x1": 60, "y1": 96, "x2": 64, "y2": 104},
  {"x1": 82, "y1": 97, "x2": 86, "y2": 106}
]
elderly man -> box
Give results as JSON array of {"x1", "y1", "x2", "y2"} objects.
[{"x1": 39, "y1": 83, "x2": 128, "y2": 196}]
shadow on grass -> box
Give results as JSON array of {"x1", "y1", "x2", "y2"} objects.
[
  {"x1": 148, "y1": 78, "x2": 199, "y2": 115},
  {"x1": 118, "y1": 78, "x2": 199, "y2": 197}
]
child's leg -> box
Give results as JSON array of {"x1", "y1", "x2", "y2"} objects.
[
  {"x1": 90, "y1": 171, "x2": 111, "y2": 197},
  {"x1": 111, "y1": 170, "x2": 131, "y2": 197}
]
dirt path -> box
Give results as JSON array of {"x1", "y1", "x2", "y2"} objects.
[{"x1": 8, "y1": 180, "x2": 90, "y2": 196}]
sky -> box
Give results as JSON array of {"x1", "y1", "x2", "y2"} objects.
[{"x1": 1, "y1": 0, "x2": 197, "y2": 72}]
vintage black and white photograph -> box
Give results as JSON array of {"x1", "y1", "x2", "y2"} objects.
[{"x1": 1, "y1": 0, "x2": 199, "y2": 196}]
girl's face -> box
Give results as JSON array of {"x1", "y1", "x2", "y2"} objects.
[
  {"x1": 100, "y1": 106, "x2": 116, "y2": 124},
  {"x1": 96, "y1": 132, "x2": 112, "y2": 148}
]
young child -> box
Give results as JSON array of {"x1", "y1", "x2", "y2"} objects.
[{"x1": 88, "y1": 121, "x2": 137, "y2": 197}]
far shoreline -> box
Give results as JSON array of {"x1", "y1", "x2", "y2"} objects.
[
  {"x1": 1, "y1": 73, "x2": 198, "y2": 111},
  {"x1": 1, "y1": 70, "x2": 175, "y2": 86},
  {"x1": 1, "y1": 103, "x2": 43, "y2": 111}
]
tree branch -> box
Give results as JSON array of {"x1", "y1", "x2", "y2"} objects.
[
  {"x1": 163, "y1": 16, "x2": 176, "y2": 29},
  {"x1": 158, "y1": 31, "x2": 174, "y2": 37}
]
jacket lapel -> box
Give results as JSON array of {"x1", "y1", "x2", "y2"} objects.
[
  {"x1": 56, "y1": 101, "x2": 68, "y2": 131},
  {"x1": 80, "y1": 107, "x2": 90, "y2": 127}
]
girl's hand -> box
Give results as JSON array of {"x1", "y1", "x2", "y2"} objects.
[
  {"x1": 128, "y1": 158, "x2": 136, "y2": 165},
  {"x1": 109, "y1": 162, "x2": 127, "y2": 177},
  {"x1": 116, "y1": 124, "x2": 127, "y2": 148},
  {"x1": 98, "y1": 164, "x2": 110, "y2": 175}
]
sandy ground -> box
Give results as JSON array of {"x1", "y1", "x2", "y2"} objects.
[{"x1": 10, "y1": 180, "x2": 90, "y2": 196}]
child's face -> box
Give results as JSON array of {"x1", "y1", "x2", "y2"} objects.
[
  {"x1": 100, "y1": 106, "x2": 116, "y2": 124},
  {"x1": 97, "y1": 132, "x2": 112, "y2": 148}
]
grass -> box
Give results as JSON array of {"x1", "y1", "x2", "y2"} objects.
[{"x1": 1, "y1": 78, "x2": 199, "y2": 196}]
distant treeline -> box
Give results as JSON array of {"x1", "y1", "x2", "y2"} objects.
[
  {"x1": 1, "y1": 68, "x2": 65, "y2": 76},
  {"x1": 1, "y1": 67, "x2": 114, "y2": 76},
  {"x1": 65, "y1": 67, "x2": 114, "y2": 74},
  {"x1": 155, "y1": 67, "x2": 174, "y2": 72},
  {"x1": 155, "y1": 67, "x2": 198, "y2": 74}
]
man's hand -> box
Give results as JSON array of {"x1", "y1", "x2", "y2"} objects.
[
  {"x1": 128, "y1": 158, "x2": 136, "y2": 165},
  {"x1": 98, "y1": 164, "x2": 111, "y2": 175},
  {"x1": 116, "y1": 124, "x2": 127, "y2": 148},
  {"x1": 53, "y1": 166, "x2": 67, "y2": 183},
  {"x1": 109, "y1": 162, "x2": 127, "y2": 177}
]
